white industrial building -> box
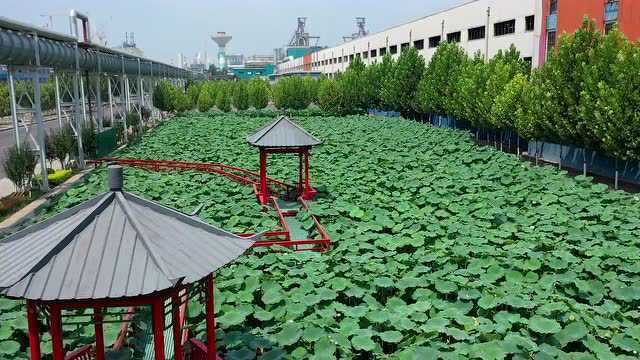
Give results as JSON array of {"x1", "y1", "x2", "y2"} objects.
[{"x1": 277, "y1": 0, "x2": 542, "y2": 75}]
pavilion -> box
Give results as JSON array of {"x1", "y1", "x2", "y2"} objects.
[
  {"x1": 247, "y1": 116, "x2": 322, "y2": 204},
  {"x1": 0, "y1": 166, "x2": 258, "y2": 360}
]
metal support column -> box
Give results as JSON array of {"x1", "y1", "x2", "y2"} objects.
[
  {"x1": 32, "y1": 33, "x2": 49, "y2": 191},
  {"x1": 96, "y1": 56, "x2": 103, "y2": 132},
  {"x1": 54, "y1": 74, "x2": 63, "y2": 129},
  {"x1": 73, "y1": 42, "x2": 85, "y2": 168},
  {"x1": 8, "y1": 71, "x2": 20, "y2": 149},
  {"x1": 107, "y1": 78, "x2": 115, "y2": 127}
]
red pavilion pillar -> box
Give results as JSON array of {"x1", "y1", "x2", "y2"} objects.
[
  {"x1": 205, "y1": 275, "x2": 217, "y2": 360},
  {"x1": 94, "y1": 308, "x2": 105, "y2": 360},
  {"x1": 172, "y1": 291, "x2": 184, "y2": 360},
  {"x1": 302, "y1": 148, "x2": 317, "y2": 200},
  {"x1": 151, "y1": 299, "x2": 166, "y2": 360},
  {"x1": 26, "y1": 300, "x2": 41, "y2": 360},
  {"x1": 49, "y1": 305, "x2": 64, "y2": 360},
  {"x1": 298, "y1": 152, "x2": 304, "y2": 194},
  {"x1": 259, "y1": 149, "x2": 268, "y2": 204}
]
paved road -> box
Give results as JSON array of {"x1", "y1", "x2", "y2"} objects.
[{"x1": 0, "y1": 118, "x2": 61, "y2": 178}]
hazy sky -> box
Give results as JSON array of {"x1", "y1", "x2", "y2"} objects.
[{"x1": 4, "y1": 0, "x2": 465, "y2": 65}]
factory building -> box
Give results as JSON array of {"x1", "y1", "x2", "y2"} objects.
[
  {"x1": 278, "y1": 0, "x2": 541, "y2": 76},
  {"x1": 277, "y1": 0, "x2": 639, "y2": 77},
  {"x1": 540, "y1": 0, "x2": 640, "y2": 65}
]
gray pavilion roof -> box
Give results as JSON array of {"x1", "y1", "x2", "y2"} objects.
[
  {"x1": 0, "y1": 169, "x2": 258, "y2": 301},
  {"x1": 247, "y1": 116, "x2": 322, "y2": 148}
]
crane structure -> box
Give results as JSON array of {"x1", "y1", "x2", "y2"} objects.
[
  {"x1": 288, "y1": 17, "x2": 319, "y2": 47},
  {"x1": 343, "y1": 17, "x2": 369, "y2": 42}
]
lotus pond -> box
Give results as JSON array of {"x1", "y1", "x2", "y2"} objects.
[{"x1": 2, "y1": 112, "x2": 640, "y2": 359}]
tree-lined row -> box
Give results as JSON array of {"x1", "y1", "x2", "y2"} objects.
[
  {"x1": 318, "y1": 20, "x2": 640, "y2": 162},
  {"x1": 153, "y1": 78, "x2": 272, "y2": 113},
  {"x1": 0, "y1": 82, "x2": 57, "y2": 117}
]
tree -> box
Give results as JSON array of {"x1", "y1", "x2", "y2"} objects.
[
  {"x1": 232, "y1": 80, "x2": 250, "y2": 111},
  {"x1": 216, "y1": 82, "x2": 231, "y2": 112},
  {"x1": 3, "y1": 145, "x2": 37, "y2": 193},
  {"x1": 418, "y1": 42, "x2": 468, "y2": 116},
  {"x1": 381, "y1": 47, "x2": 425, "y2": 116},
  {"x1": 543, "y1": 18, "x2": 603, "y2": 147},
  {"x1": 318, "y1": 78, "x2": 344, "y2": 115},
  {"x1": 492, "y1": 73, "x2": 529, "y2": 132},
  {"x1": 248, "y1": 79, "x2": 270, "y2": 109},
  {"x1": 197, "y1": 82, "x2": 217, "y2": 112},
  {"x1": 584, "y1": 29, "x2": 640, "y2": 161},
  {"x1": 339, "y1": 57, "x2": 368, "y2": 114}
]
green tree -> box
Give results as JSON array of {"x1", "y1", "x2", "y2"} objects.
[
  {"x1": 318, "y1": 78, "x2": 344, "y2": 115},
  {"x1": 216, "y1": 82, "x2": 232, "y2": 112},
  {"x1": 418, "y1": 42, "x2": 468, "y2": 116},
  {"x1": 232, "y1": 80, "x2": 250, "y2": 111},
  {"x1": 197, "y1": 82, "x2": 216, "y2": 112},
  {"x1": 0, "y1": 83, "x2": 10, "y2": 117},
  {"x1": 381, "y1": 47, "x2": 425, "y2": 115},
  {"x1": 542, "y1": 18, "x2": 603, "y2": 147},
  {"x1": 584, "y1": 29, "x2": 640, "y2": 161},
  {"x1": 248, "y1": 79, "x2": 270, "y2": 109},
  {"x1": 339, "y1": 57, "x2": 368, "y2": 114}
]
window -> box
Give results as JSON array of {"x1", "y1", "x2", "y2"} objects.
[
  {"x1": 526, "y1": 15, "x2": 535, "y2": 31},
  {"x1": 447, "y1": 31, "x2": 461, "y2": 43},
  {"x1": 605, "y1": 21, "x2": 617, "y2": 34},
  {"x1": 468, "y1": 26, "x2": 486, "y2": 40},
  {"x1": 379, "y1": 47, "x2": 387, "y2": 56},
  {"x1": 370, "y1": 49, "x2": 377, "y2": 58},
  {"x1": 413, "y1": 39, "x2": 424, "y2": 50},
  {"x1": 362, "y1": 51, "x2": 368, "y2": 59},
  {"x1": 428, "y1": 35, "x2": 441, "y2": 48},
  {"x1": 546, "y1": 31, "x2": 556, "y2": 59},
  {"x1": 523, "y1": 57, "x2": 532, "y2": 67},
  {"x1": 494, "y1": 20, "x2": 516, "y2": 36},
  {"x1": 390, "y1": 45, "x2": 398, "y2": 54},
  {"x1": 550, "y1": 0, "x2": 558, "y2": 14},
  {"x1": 343, "y1": 55, "x2": 348, "y2": 62},
  {"x1": 338, "y1": 57, "x2": 343, "y2": 63},
  {"x1": 349, "y1": 54, "x2": 354, "y2": 61},
  {"x1": 400, "y1": 42, "x2": 410, "y2": 51}
]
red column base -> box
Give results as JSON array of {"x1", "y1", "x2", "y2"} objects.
[
  {"x1": 301, "y1": 189, "x2": 318, "y2": 200},
  {"x1": 257, "y1": 192, "x2": 270, "y2": 205}
]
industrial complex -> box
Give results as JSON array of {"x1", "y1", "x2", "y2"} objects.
[{"x1": 276, "y1": 0, "x2": 638, "y2": 77}]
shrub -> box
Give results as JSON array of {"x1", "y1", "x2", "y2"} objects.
[
  {"x1": 50, "y1": 124, "x2": 75, "y2": 169},
  {"x1": 48, "y1": 169, "x2": 73, "y2": 186},
  {"x1": 2, "y1": 145, "x2": 38, "y2": 193},
  {"x1": 81, "y1": 124, "x2": 97, "y2": 159}
]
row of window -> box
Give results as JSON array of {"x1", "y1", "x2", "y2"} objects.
[{"x1": 311, "y1": 15, "x2": 535, "y2": 67}]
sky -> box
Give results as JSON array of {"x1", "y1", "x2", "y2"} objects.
[{"x1": 3, "y1": 0, "x2": 466, "y2": 65}]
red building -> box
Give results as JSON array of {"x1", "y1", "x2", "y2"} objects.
[{"x1": 539, "y1": 0, "x2": 640, "y2": 65}]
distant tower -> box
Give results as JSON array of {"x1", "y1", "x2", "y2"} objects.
[
  {"x1": 211, "y1": 32, "x2": 232, "y2": 70},
  {"x1": 178, "y1": 53, "x2": 184, "y2": 68},
  {"x1": 288, "y1": 17, "x2": 319, "y2": 47},
  {"x1": 343, "y1": 17, "x2": 369, "y2": 42}
]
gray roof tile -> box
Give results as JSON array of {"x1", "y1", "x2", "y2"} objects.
[
  {"x1": 0, "y1": 189, "x2": 258, "y2": 301},
  {"x1": 247, "y1": 116, "x2": 322, "y2": 148}
]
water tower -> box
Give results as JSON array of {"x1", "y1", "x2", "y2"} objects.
[{"x1": 211, "y1": 31, "x2": 232, "y2": 70}]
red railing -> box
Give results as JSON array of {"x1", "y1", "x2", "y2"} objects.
[
  {"x1": 90, "y1": 157, "x2": 331, "y2": 252},
  {"x1": 188, "y1": 338, "x2": 223, "y2": 360},
  {"x1": 65, "y1": 345, "x2": 93, "y2": 360},
  {"x1": 89, "y1": 158, "x2": 294, "y2": 196}
]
